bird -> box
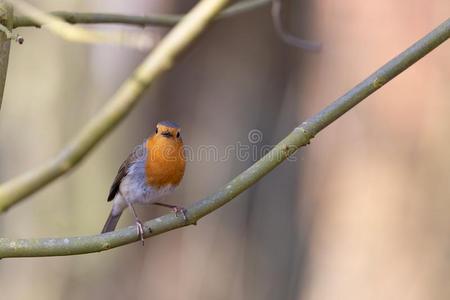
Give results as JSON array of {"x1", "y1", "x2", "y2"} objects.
[{"x1": 101, "y1": 120, "x2": 186, "y2": 244}]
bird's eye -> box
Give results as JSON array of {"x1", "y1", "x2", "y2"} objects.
[
  {"x1": 176, "y1": 132, "x2": 180, "y2": 138},
  {"x1": 155, "y1": 127, "x2": 158, "y2": 134}
]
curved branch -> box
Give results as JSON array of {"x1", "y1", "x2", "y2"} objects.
[
  {"x1": 1, "y1": 18, "x2": 448, "y2": 258},
  {"x1": 12, "y1": 0, "x2": 271, "y2": 28},
  {"x1": 0, "y1": 0, "x2": 232, "y2": 212},
  {"x1": 271, "y1": 0, "x2": 321, "y2": 51}
]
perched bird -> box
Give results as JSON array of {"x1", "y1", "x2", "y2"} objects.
[{"x1": 101, "y1": 121, "x2": 186, "y2": 243}]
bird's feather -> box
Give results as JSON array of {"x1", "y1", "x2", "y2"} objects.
[{"x1": 107, "y1": 143, "x2": 146, "y2": 201}]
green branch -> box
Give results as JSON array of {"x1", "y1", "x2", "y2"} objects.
[
  {"x1": 0, "y1": 1, "x2": 12, "y2": 112},
  {"x1": 1, "y1": 18, "x2": 448, "y2": 258},
  {"x1": 0, "y1": 0, "x2": 232, "y2": 212},
  {"x1": 12, "y1": 0, "x2": 270, "y2": 28}
]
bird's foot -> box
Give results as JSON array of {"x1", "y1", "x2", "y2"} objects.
[
  {"x1": 135, "y1": 220, "x2": 145, "y2": 246},
  {"x1": 152, "y1": 202, "x2": 194, "y2": 225},
  {"x1": 172, "y1": 206, "x2": 188, "y2": 222}
]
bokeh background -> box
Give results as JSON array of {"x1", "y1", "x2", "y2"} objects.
[{"x1": 0, "y1": 1, "x2": 449, "y2": 299}]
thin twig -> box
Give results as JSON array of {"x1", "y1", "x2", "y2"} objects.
[
  {"x1": 0, "y1": 0, "x2": 232, "y2": 212},
  {"x1": 271, "y1": 0, "x2": 321, "y2": 52},
  {"x1": 0, "y1": 18, "x2": 448, "y2": 258},
  {"x1": 0, "y1": 23, "x2": 23, "y2": 43},
  {"x1": 12, "y1": 0, "x2": 271, "y2": 28},
  {"x1": 10, "y1": 0, "x2": 153, "y2": 50}
]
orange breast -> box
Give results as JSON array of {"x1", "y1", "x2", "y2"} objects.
[{"x1": 145, "y1": 135, "x2": 185, "y2": 188}]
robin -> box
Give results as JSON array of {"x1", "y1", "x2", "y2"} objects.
[{"x1": 101, "y1": 120, "x2": 186, "y2": 244}]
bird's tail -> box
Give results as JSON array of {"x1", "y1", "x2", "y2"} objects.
[{"x1": 101, "y1": 210, "x2": 122, "y2": 233}]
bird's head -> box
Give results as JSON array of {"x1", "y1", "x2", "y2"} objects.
[{"x1": 154, "y1": 120, "x2": 182, "y2": 142}]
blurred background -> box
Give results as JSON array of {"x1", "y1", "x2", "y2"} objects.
[{"x1": 0, "y1": 0, "x2": 449, "y2": 299}]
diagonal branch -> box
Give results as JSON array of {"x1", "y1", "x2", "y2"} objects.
[
  {"x1": 12, "y1": 0, "x2": 271, "y2": 28},
  {"x1": 1, "y1": 18, "x2": 448, "y2": 258},
  {"x1": 0, "y1": 0, "x2": 232, "y2": 212}
]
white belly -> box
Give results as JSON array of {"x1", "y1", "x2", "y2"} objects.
[
  {"x1": 111, "y1": 159, "x2": 176, "y2": 215},
  {"x1": 121, "y1": 159, "x2": 175, "y2": 203}
]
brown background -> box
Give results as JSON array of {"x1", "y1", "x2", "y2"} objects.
[{"x1": 0, "y1": 1, "x2": 449, "y2": 299}]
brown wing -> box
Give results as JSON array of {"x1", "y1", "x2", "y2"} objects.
[{"x1": 107, "y1": 143, "x2": 145, "y2": 201}]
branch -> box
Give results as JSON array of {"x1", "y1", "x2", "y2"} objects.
[
  {"x1": 271, "y1": 0, "x2": 321, "y2": 52},
  {"x1": 10, "y1": 0, "x2": 153, "y2": 50},
  {"x1": 12, "y1": 0, "x2": 271, "y2": 28},
  {"x1": 0, "y1": 1, "x2": 12, "y2": 113},
  {"x1": 1, "y1": 18, "x2": 448, "y2": 258},
  {"x1": 0, "y1": 0, "x2": 232, "y2": 212}
]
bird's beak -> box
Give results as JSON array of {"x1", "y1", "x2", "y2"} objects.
[{"x1": 161, "y1": 131, "x2": 173, "y2": 138}]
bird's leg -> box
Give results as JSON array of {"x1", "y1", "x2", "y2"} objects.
[
  {"x1": 153, "y1": 202, "x2": 188, "y2": 222},
  {"x1": 126, "y1": 202, "x2": 146, "y2": 246}
]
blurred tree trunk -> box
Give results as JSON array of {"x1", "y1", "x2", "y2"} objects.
[{"x1": 295, "y1": 1, "x2": 450, "y2": 299}]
